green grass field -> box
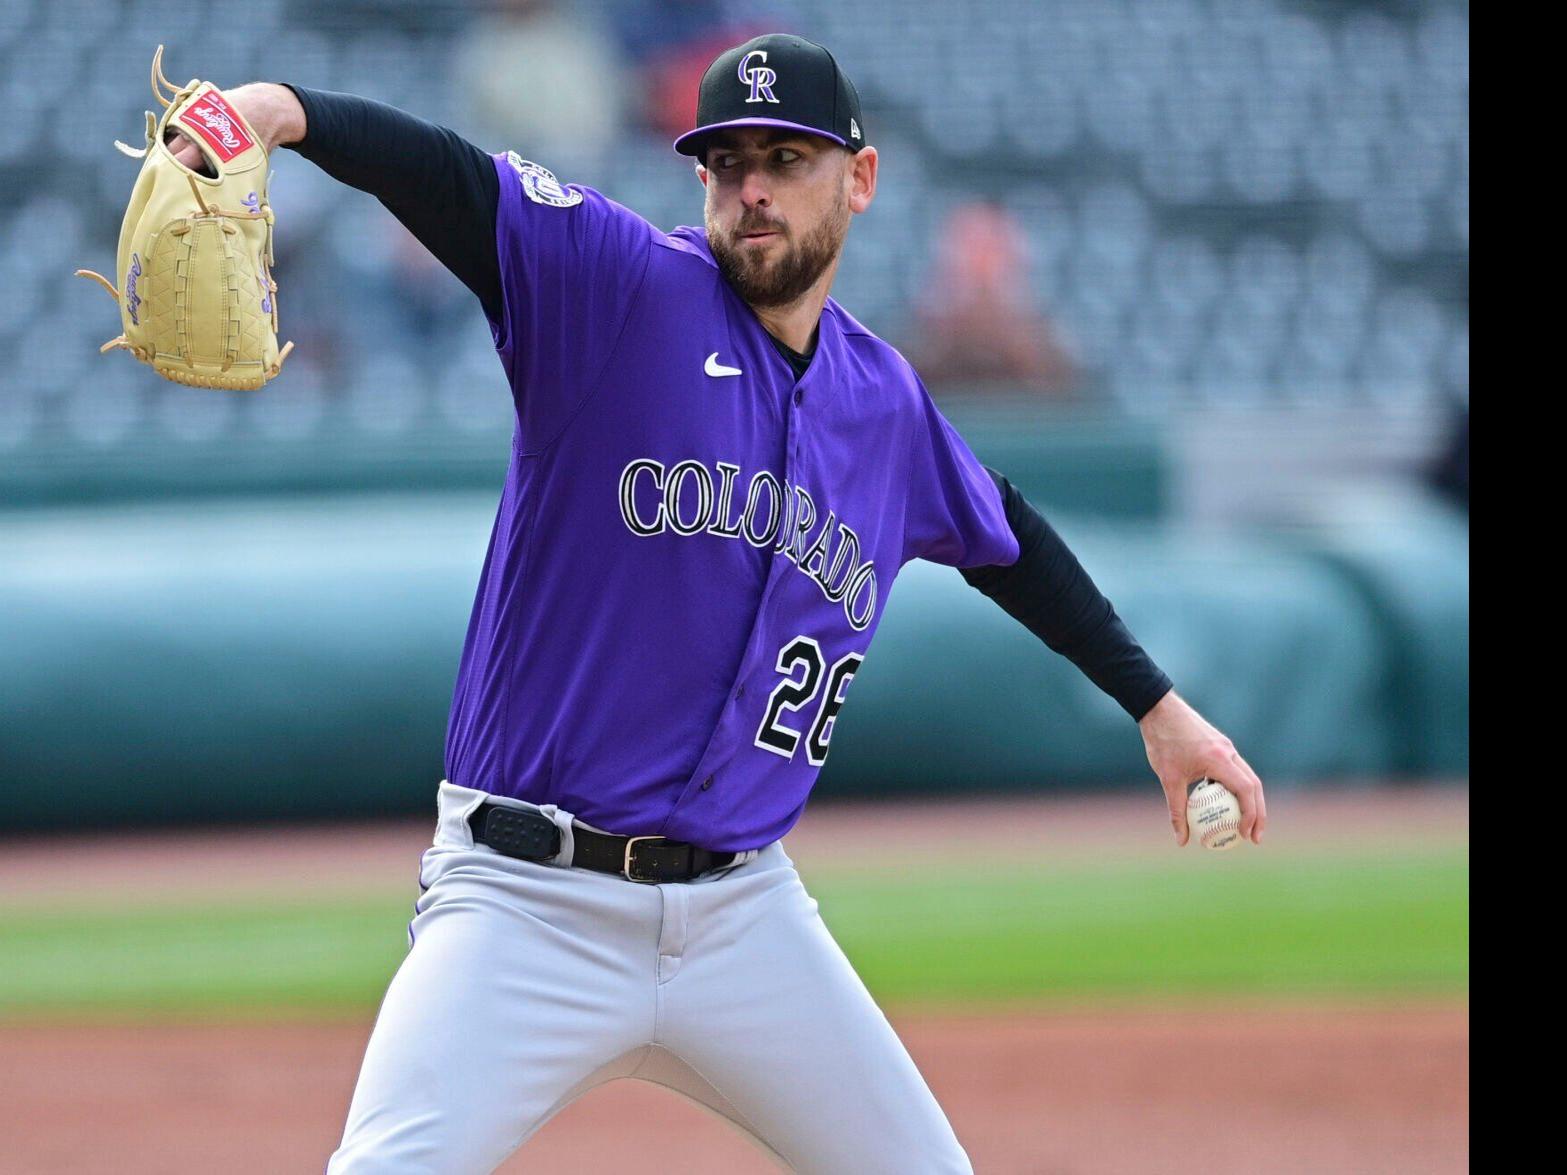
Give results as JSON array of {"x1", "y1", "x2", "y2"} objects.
[{"x1": 0, "y1": 846, "x2": 1467, "y2": 1018}]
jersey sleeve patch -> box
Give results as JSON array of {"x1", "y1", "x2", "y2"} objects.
[{"x1": 507, "y1": 152, "x2": 583, "y2": 208}]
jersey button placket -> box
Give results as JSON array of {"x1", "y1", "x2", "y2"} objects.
[
  {"x1": 791, "y1": 390, "x2": 803, "y2": 465},
  {"x1": 716, "y1": 360, "x2": 804, "y2": 778}
]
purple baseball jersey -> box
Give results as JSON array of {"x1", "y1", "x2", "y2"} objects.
[{"x1": 443, "y1": 153, "x2": 1019, "y2": 851}]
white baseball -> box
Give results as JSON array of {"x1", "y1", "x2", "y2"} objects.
[{"x1": 1186, "y1": 778, "x2": 1243, "y2": 851}]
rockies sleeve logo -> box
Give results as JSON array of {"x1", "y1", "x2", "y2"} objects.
[{"x1": 507, "y1": 153, "x2": 583, "y2": 208}]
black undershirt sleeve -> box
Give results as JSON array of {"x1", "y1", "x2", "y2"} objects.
[
  {"x1": 282, "y1": 85, "x2": 504, "y2": 323},
  {"x1": 961, "y1": 468, "x2": 1173, "y2": 721}
]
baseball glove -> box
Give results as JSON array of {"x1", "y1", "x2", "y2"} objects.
[{"x1": 75, "y1": 46, "x2": 293, "y2": 391}]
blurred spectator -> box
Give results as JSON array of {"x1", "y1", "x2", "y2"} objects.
[
  {"x1": 611, "y1": 0, "x2": 770, "y2": 140},
  {"x1": 328, "y1": 218, "x2": 474, "y2": 386},
  {"x1": 1427, "y1": 404, "x2": 1469, "y2": 513},
  {"x1": 910, "y1": 202, "x2": 1077, "y2": 397},
  {"x1": 453, "y1": 0, "x2": 626, "y2": 171},
  {"x1": 385, "y1": 223, "x2": 473, "y2": 348}
]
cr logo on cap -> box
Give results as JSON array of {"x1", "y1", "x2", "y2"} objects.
[{"x1": 738, "y1": 50, "x2": 779, "y2": 104}]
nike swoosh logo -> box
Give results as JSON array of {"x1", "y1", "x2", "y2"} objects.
[{"x1": 705, "y1": 352, "x2": 743, "y2": 378}]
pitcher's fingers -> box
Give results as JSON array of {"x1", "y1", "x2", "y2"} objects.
[
  {"x1": 1213, "y1": 768, "x2": 1258, "y2": 840},
  {"x1": 1233, "y1": 752, "x2": 1266, "y2": 841},
  {"x1": 1167, "y1": 780, "x2": 1191, "y2": 847},
  {"x1": 165, "y1": 129, "x2": 201, "y2": 169}
]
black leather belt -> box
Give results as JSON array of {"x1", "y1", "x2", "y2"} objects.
[{"x1": 468, "y1": 801, "x2": 737, "y2": 883}]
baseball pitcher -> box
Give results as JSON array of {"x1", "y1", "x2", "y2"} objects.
[{"x1": 163, "y1": 33, "x2": 1266, "y2": 1172}]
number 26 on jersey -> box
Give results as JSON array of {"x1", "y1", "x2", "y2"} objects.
[{"x1": 754, "y1": 635, "x2": 863, "y2": 766}]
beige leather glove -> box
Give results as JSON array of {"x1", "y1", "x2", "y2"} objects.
[{"x1": 76, "y1": 46, "x2": 293, "y2": 391}]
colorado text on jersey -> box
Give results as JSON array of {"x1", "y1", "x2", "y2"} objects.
[{"x1": 618, "y1": 457, "x2": 879, "y2": 631}]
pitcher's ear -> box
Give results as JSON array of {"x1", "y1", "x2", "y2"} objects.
[{"x1": 849, "y1": 145, "x2": 878, "y2": 214}]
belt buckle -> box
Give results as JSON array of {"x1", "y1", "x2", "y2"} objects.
[{"x1": 623, "y1": 836, "x2": 662, "y2": 882}]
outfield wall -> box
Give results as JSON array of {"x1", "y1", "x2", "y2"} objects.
[{"x1": 0, "y1": 487, "x2": 1467, "y2": 831}]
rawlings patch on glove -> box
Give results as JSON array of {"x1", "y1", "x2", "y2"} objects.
[{"x1": 76, "y1": 46, "x2": 293, "y2": 391}]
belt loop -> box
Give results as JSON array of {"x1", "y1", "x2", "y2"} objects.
[
  {"x1": 532, "y1": 803, "x2": 575, "y2": 866},
  {"x1": 439, "y1": 780, "x2": 490, "y2": 848}
]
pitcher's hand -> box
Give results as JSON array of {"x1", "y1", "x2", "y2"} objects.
[
  {"x1": 168, "y1": 82, "x2": 305, "y2": 171},
  {"x1": 1138, "y1": 690, "x2": 1266, "y2": 846}
]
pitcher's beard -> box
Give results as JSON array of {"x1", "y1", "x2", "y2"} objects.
[{"x1": 708, "y1": 203, "x2": 849, "y2": 310}]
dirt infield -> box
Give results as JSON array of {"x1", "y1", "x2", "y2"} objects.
[
  {"x1": 0, "y1": 1006, "x2": 1466, "y2": 1174},
  {"x1": 0, "y1": 788, "x2": 1467, "y2": 1172}
]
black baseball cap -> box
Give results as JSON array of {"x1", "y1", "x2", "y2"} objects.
[{"x1": 673, "y1": 33, "x2": 867, "y2": 159}]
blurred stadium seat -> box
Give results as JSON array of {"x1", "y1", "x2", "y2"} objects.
[{"x1": 1, "y1": 0, "x2": 1467, "y2": 483}]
